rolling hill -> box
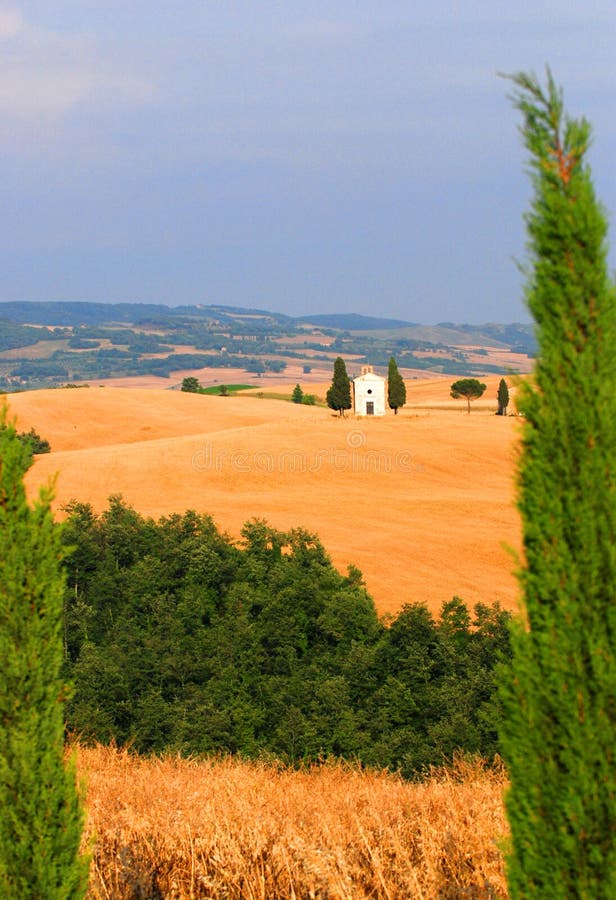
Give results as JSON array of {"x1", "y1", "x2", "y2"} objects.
[{"x1": 7, "y1": 376, "x2": 521, "y2": 615}]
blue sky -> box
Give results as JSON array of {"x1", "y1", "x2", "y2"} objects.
[{"x1": 1, "y1": 2, "x2": 614, "y2": 323}]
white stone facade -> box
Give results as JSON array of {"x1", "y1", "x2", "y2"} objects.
[{"x1": 353, "y1": 365, "x2": 386, "y2": 416}]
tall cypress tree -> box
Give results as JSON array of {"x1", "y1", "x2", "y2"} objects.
[
  {"x1": 0, "y1": 411, "x2": 88, "y2": 897},
  {"x1": 326, "y1": 356, "x2": 352, "y2": 416},
  {"x1": 496, "y1": 377, "x2": 509, "y2": 416},
  {"x1": 387, "y1": 356, "x2": 407, "y2": 414},
  {"x1": 499, "y1": 70, "x2": 616, "y2": 897}
]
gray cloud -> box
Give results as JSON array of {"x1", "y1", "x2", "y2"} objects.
[
  {"x1": 0, "y1": 5, "x2": 154, "y2": 123},
  {"x1": 0, "y1": 1, "x2": 615, "y2": 321}
]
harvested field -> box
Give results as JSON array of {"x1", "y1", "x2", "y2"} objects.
[
  {"x1": 8, "y1": 375, "x2": 522, "y2": 615},
  {"x1": 79, "y1": 361, "x2": 336, "y2": 390}
]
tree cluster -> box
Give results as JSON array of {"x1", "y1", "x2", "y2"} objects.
[
  {"x1": 60, "y1": 497, "x2": 510, "y2": 778},
  {"x1": 181, "y1": 376, "x2": 201, "y2": 393},
  {"x1": 292, "y1": 384, "x2": 316, "y2": 405},
  {"x1": 0, "y1": 424, "x2": 50, "y2": 454}
]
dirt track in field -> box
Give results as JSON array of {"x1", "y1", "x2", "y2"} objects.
[{"x1": 7, "y1": 375, "x2": 522, "y2": 615}]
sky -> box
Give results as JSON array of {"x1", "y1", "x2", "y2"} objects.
[{"x1": 1, "y1": 2, "x2": 615, "y2": 324}]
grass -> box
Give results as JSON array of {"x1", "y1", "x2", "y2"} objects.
[
  {"x1": 77, "y1": 745, "x2": 509, "y2": 899},
  {"x1": 243, "y1": 390, "x2": 326, "y2": 407},
  {"x1": 0, "y1": 339, "x2": 72, "y2": 360},
  {"x1": 200, "y1": 384, "x2": 257, "y2": 395},
  {"x1": 247, "y1": 390, "x2": 294, "y2": 401}
]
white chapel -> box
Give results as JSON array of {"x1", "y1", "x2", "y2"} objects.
[{"x1": 353, "y1": 365, "x2": 386, "y2": 416}]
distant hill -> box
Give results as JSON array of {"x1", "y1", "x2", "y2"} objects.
[
  {"x1": 0, "y1": 302, "x2": 535, "y2": 389},
  {"x1": 0, "y1": 301, "x2": 180, "y2": 326},
  {"x1": 297, "y1": 313, "x2": 415, "y2": 330},
  {"x1": 0, "y1": 301, "x2": 293, "y2": 329},
  {"x1": 0, "y1": 301, "x2": 532, "y2": 347},
  {"x1": 436, "y1": 322, "x2": 535, "y2": 354}
]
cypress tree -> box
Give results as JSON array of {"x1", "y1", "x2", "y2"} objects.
[
  {"x1": 292, "y1": 383, "x2": 304, "y2": 404},
  {"x1": 387, "y1": 356, "x2": 407, "y2": 414},
  {"x1": 0, "y1": 411, "x2": 88, "y2": 897},
  {"x1": 496, "y1": 377, "x2": 509, "y2": 416},
  {"x1": 326, "y1": 357, "x2": 352, "y2": 416},
  {"x1": 499, "y1": 70, "x2": 616, "y2": 897}
]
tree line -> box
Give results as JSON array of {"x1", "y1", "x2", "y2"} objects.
[{"x1": 61, "y1": 496, "x2": 511, "y2": 777}]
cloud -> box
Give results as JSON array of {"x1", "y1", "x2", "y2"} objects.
[
  {"x1": 0, "y1": 6, "x2": 22, "y2": 38},
  {"x1": 0, "y1": 6, "x2": 153, "y2": 123}
]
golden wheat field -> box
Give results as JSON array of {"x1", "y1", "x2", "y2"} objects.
[
  {"x1": 78, "y1": 745, "x2": 509, "y2": 899},
  {"x1": 8, "y1": 374, "x2": 521, "y2": 615}
]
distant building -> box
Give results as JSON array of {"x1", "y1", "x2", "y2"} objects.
[{"x1": 353, "y1": 365, "x2": 386, "y2": 416}]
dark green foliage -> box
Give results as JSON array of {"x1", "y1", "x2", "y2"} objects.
[
  {"x1": 0, "y1": 424, "x2": 51, "y2": 454},
  {"x1": 61, "y1": 496, "x2": 511, "y2": 776},
  {"x1": 496, "y1": 378, "x2": 510, "y2": 416},
  {"x1": 126, "y1": 334, "x2": 173, "y2": 354},
  {"x1": 292, "y1": 384, "x2": 304, "y2": 404},
  {"x1": 22, "y1": 427, "x2": 51, "y2": 454},
  {"x1": 302, "y1": 394, "x2": 316, "y2": 406},
  {"x1": 500, "y1": 70, "x2": 616, "y2": 897},
  {"x1": 67, "y1": 337, "x2": 100, "y2": 350},
  {"x1": 450, "y1": 378, "x2": 487, "y2": 413},
  {"x1": 387, "y1": 356, "x2": 407, "y2": 414},
  {"x1": 181, "y1": 376, "x2": 201, "y2": 393},
  {"x1": 326, "y1": 357, "x2": 352, "y2": 416},
  {"x1": 0, "y1": 413, "x2": 87, "y2": 897},
  {"x1": 0, "y1": 319, "x2": 51, "y2": 351},
  {"x1": 264, "y1": 359, "x2": 287, "y2": 373},
  {"x1": 201, "y1": 384, "x2": 255, "y2": 395},
  {"x1": 11, "y1": 359, "x2": 69, "y2": 379}
]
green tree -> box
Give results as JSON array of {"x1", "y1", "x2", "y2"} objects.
[
  {"x1": 450, "y1": 378, "x2": 486, "y2": 413},
  {"x1": 499, "y1": 70, "x2": 616, "y2": 898},
  {"x1": 0, "y1": 411, "x2": 87, "y2": 897},
  {"x1": 180, "y1": 376, "x2": 200, "y2": 392},
  {"x1": 0, "y1": 424, "x2": 51, "y2": 454},
  {"x1": 292, "y1": 383, "x2": 304, "y2": 404},
  {"x1": 387, "y1": 356, "x2": 407, "y2": 414},
  {"x1": 60, "y1": 495, "x2": 508, "y2": 773},
  {"x1": 247, "y1": 360, "x2": 266, "y2": 375},
  {"x1": 496, "y1": 378, "x2": 510, "y2": 416},
  {"x1": 326, "y1": 357, "x2": 352, "y2": 416}
]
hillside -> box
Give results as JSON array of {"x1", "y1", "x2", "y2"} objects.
[
  {"x1": 0, "y1": 301, "x2": 533, "y2": 391},
  {"x1": 8, "y1": 377, "x2": 521, "y2": 614}
]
